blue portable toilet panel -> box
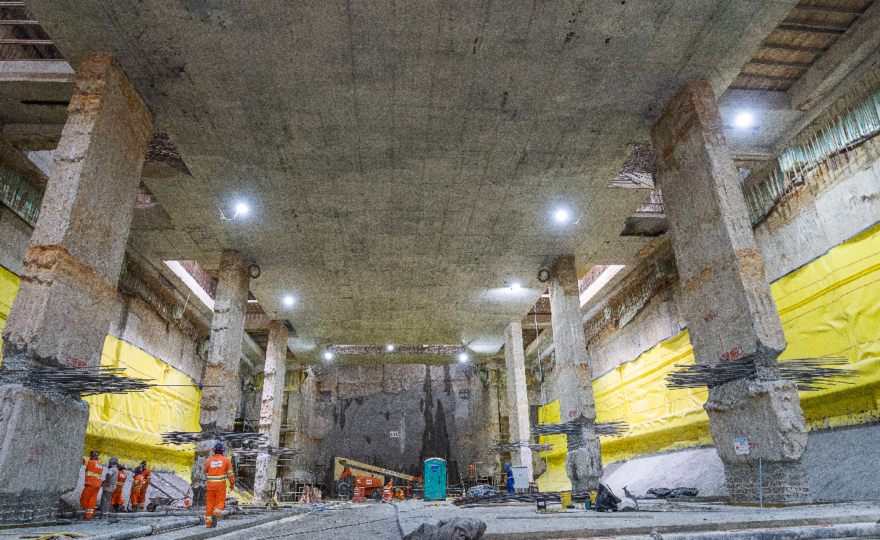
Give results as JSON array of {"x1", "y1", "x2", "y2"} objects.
[{"x1": 424, "y1": 458, "x2": 447, "y2": 501}]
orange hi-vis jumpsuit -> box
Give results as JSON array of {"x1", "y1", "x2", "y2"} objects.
[
  {"x1": 111, "y1": 469, "x2": 127, "y2": 506},
  {"x1": 138, "y1": 467, "x2": 151, "y2": 510},
  {"x1": 80, "y1": 460, "x2": 104, "y2": 519},
  {"x1": 204, "y1": 453, "x2": 234, "y2": 527},
  {"x1": 130, "y1": 473, "x2": 144, "y2": 508}
]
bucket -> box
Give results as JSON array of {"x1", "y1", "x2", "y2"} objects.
[{"x1": 561, "y1": 492, "x2": 572, "y2": 508}]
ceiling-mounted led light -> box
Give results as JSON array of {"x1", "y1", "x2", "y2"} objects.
[
  {"x1": 283, "y1": 296, "x2": 294, "y2": 306},
  {"x1": 235, "y1": 203, "x2": 249, "y2": 215},
  {"x1": 511, "y1": 283, "x2": 521, "y2": 291},
  {"x1": 459, "y1": 353, "x2": 469, "y2": 363},
  {"x1": 554, "y1": 209, "x2": 569, "y2": 222},
  {"x1": 323, "y1": 351, "x2": 333, "y2": 361},
  {"x1": 387, "y1": 344, "x2": 395, "y2": 352},
  {"x1": 734, "y1": 112, "x2": 754, "y2": 129}
]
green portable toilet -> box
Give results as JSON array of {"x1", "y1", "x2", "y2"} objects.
[{"x1": 423, "y1": 458, "x2": 447, "y2": 500}]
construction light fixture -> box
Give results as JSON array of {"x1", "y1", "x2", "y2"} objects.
[
  {"x1": 459, "y1": 353, "x2": 469, "y2": 363},
  {"x1": 324, "y1": 351, "x2": 333, "y2": 361},
  {"x1": 283, "y1": 296, "x2": 294, "y2": 307},
  {"x1": 387, "y1": 344, "x2": 395, "y2": 351},
  {"x1": 734, "y1": 112, "x2": 754, "y2": 129},
  {"x1": 235, "y1": 203, "x2": 249, "y2": 215},
  {"x1": 511, "y1": 283, "x2": 521, "y2": 291},
  {"x1": 554, "y1": 209, "x2": 569, "y2": 222}
]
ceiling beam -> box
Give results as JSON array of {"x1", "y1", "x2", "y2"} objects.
[{"x1": 788, "y1": 1, "x2": 880, "y2": 111}]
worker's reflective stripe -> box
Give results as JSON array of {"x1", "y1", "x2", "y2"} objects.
[
  {"x1": 86, "y1": 472, "x2": 101, "y2": 478},
  {"x1": 207, "y1": 476, "x2": 227, "y2": 481},
  {"x1": 226, "y1": 471, "x2": 233, "y2": 477},
  {"x1": 116, "y1": 482, "x2": 125, "y2": 486}
]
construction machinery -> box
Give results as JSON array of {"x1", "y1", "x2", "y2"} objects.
[{"x1": 334, "y1": 457, "x2": 423, "y2": 501}]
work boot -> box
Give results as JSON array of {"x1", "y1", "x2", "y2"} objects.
[{"x1": 213, "y1": 513, "x2": 220, "y2": 528}]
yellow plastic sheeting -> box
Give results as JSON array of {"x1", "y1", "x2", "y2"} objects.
[
  {"x1": 774, "y1": 222, "x2": 880, "y2": 429},
  {"x1": 84, "y1": 335, "x2": 201, "y2": 478},
  {"x1": 535, "y1": 400, "x2": 571, "y2": 492},
  {"x1": 595, "y1": 330, "x2": 711, "y2": 464},
  {"x1": 0, "y1": 265, "x2": 20, "y2": 354},
  {"x1": 595, "y1": 221, "x2": 880, "y2": 464}
]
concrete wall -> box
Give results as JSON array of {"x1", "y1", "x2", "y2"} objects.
[
  {"x1": 299, "y1": 363, "x2": 497, "y2": 489},
  {"x1": 754, "y1": 137, "x2": 880, "y2": 282},
  {"x1": 0, "y1": 207, "x2": 31, "y2": 276},
  {"x1": 108, "y1": 295, "x2": 205, "y2": 383}
]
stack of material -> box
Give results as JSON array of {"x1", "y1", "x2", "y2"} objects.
[
  {"x1": 453, "y1": 489, "x2": 591, "y2": 507},
  {"x1": 158, "y1": 431, "x2": 268, "y2": 446},
  {"x1": 664, "y1": 356, "x2": 856, "y2": 391},
  {"x1": 490, "y1": 442, "x2": 553, "y2": 453},
  {"x1": 231, "y1": 447, "x2": 300, "y2": 458},
  {"x1": 531, "y1": 420, "x2": 628, "y2": 439},
  {"x1": 1, "y1": 365, "x2": 155, "y2": 396}
]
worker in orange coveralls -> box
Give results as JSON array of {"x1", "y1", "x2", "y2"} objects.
[
  {"x1": 80, "y1": 451, "x2": 103, "y2": 519},
  {"x1": 130, "y1": 467, "x2": 144, "y2": 510},
  {"x1": 111, "y1": 463, "x2": 127, "y2": 512},
  {"x1": 204, "y1": 443, "x2": 235, "y2": 528},
  {"x1": 137, "y1": 460, "x2": 151, "y2": 511}
]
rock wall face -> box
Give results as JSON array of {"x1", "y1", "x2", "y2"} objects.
[{"x1": 300, "y1": 363, "x2": 496, "y2": 489}]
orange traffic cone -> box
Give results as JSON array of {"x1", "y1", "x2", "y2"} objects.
[{"x1": 352, "y1": 487, "x2": 366, "y2": 503}]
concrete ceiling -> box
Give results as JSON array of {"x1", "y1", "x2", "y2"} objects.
[{"x1": 18, "y1": 0, "x2": 799, "y2": 363}]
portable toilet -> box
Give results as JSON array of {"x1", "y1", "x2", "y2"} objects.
[{"x1": 423, "y1": 458, "x2": 447, "y2": 500}]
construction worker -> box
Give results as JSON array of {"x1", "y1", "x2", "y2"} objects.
[
  {"x1": 111, "y1": 463, "x2": 127, "y2": 512},
  {"x1": 505, "y1": 462, "x2": 514, "y2": 493},
  {"x1": 204, "y1": 443, "x2": 235, "y2": 528},
  {"x1": 130, "y1": 467, "x2": 144, "y2": 511},
  {"x1": 100, "y1": 457, "x2": 119, "y2": 519},
  {"x1": 80, "y1": 451, "x2": 103, "y2": 519},
  {"x1": 138, "y1": 460, "x2": 151, "y2": 511}
]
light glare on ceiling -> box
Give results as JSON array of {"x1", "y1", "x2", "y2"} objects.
[
  {"x1": 323, "y1": 351, "x2": 333, "y2": 360},
  {"x1": 554, "y1": 209, "x2": 569, "y2": 222},
  {"x1": 235, "y1": 203, "x2": 249, "y2": 215},
  {"x1": 283, "y1": 296, "x2": 294, "y2": 306},
  {"x1": 511, "y1": 283, "x2": 521, "y2": 291},
  {"x1": 459, "y1": 353, "x2": 468, "y2": 362},
  {"x1": 387, "y1": 344, "x2": 395, "y2": 351},
  {"x1": 734, "y1": 112, "x2": 754, "y2": 128}
]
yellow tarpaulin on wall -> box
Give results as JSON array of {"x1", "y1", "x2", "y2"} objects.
[
  {"x1": 596, "y1": 221, "x2": 880, "y2": 464},
  {"x1": 0, "y1": 265, "x2": 200, "y2": 479},
  {"x1": 85, "y1": 335, "x2": 201, "y2": 478},
  {"x1": 535, "y1": 400, "x2": 571, "y2": 492}
]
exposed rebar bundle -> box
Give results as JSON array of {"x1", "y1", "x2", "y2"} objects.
[
  {"x1": 453, "y1": 489, "x2": 592, "y2": 507},
  {"x1": 664, "y1": 357, "x2": 856, "y2": 391},
  {"x1": 490, "y1": 442, "x2": 554, "y2": 453},
  {"x1": 0, "y1": 365, "x2": 155, "y2": 396},
  {"x1": 231, "y1": 447, "x2": 300, "y2": 458},
  {"x1": 158, "y1": 431, "x2": 268, "y2": 446},
  {"x1": 531, "y1": 420, "x2": 628, "y2": 439}
]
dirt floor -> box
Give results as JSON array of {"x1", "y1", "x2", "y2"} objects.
[{"x1": 4, "y1": 499, "x2": 880, "y2": 540}]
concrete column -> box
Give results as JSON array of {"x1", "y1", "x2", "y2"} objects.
[
  {"x1": 651, "y1": 81, "x2": 809, "y2": 504},
  {"x1": 484, "y1": 368, "x2": 503, "y2": 477},
  {"x1": 0, "y1": 54, "x2": 153, "y2": 522},
  {"x1": 504, "y1": 322, "x2": 533, "y2": 482},
  {"x1": 252, "y1": 321, "x2": 288, "y2": 501},
  {"x1": 190, "y1": 250, "x2": 250, "y2": 505},
  {"x1": 549, "y1": 255, "x2": 602, "y2": 491},
  {"x1": 281, "y1": 370, "x2": 301, "y2": 479}
]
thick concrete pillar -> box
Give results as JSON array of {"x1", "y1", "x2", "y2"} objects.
[
  {"x1": 190, "y1": 250, "x2": 250, "y2": 505},
  {"x1": 549, "y1": 255, "x2": 602, "y2": 491},
  {"x1": 252, "y1": 321, "x2": 288, "y2": 501},
  {"x1": 281, "y1": 369, "x2": 301, "y2": 479},
  {"x1": 504, "y1": 322, "x2": 533, "y2": 482},
  {"x1": 0, "y1": 53, "x2": 153, "y2": 522},
  {"x1": 651, "y1": 81, "x2": 809, "y2": 504},
  {"x1": 484, "y1": 368, "x2": 503, "y2": 477}
]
